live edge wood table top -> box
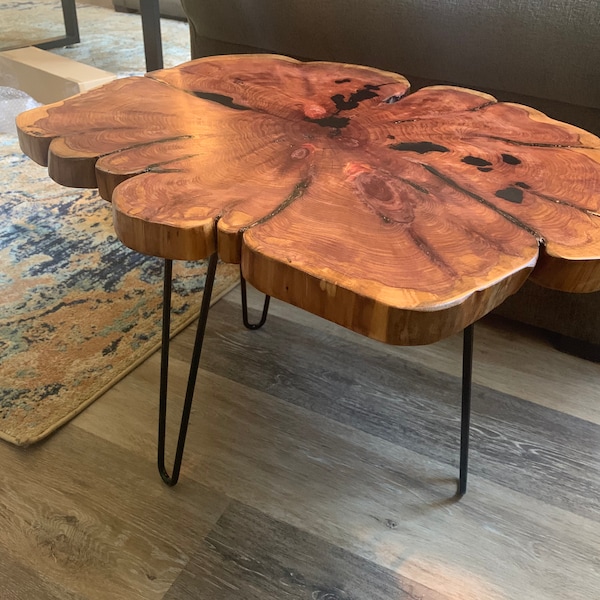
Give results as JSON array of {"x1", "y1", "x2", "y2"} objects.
[{"x1": 16, "y1": 54, "x2": 600, "y2": 346}]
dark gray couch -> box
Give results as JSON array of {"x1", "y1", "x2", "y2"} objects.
[
  {"x1": 113, "y1": 0, "x2": 185, "y2": 20},
  {"x1": 179, "y1": 0, "x2": 600, "y2": 358}
]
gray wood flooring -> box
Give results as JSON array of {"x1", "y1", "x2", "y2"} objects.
[{"x1": 1, "y1": 279, "x2": 599, "y2": 599}]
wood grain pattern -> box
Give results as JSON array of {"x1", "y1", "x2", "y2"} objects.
[
  {"x1": 70, "y1": 289, "x2": 600, "y2": 600},
  {"x1": 3, "y1": 287, "x2": 600, "y2": 599},
  {"x1": 165, "y1": 501, "x2": 451, "y2": 600},
  {"x1": 171, "y1": 298, "x2": 600, "y2": 522},
  {"x1": 16, "y1": 54, "x2": 600, "y2": 345},
  {"x1": 0, "y1": 547, "x2": 85, "y2": 600},
  {"x1": 240, "y1": 284, "x2": 600, "y2": 424},
  {"x1": 0, "y1": 427, "x2": 228, "y2": 600}
]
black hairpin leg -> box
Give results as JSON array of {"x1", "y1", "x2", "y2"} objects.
[
  {"x1": 240, "y1": 269, "x2": 270, "y2": 330},
  {"x1": 458, "y1": 323, "x2": 474, "y2": 496},
  {"x1": 158, "y1": 253, "x2": 218, "y2": 486}
]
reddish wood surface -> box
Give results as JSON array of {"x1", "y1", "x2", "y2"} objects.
[{"x1": 16, "y1": 54, "x2": 600, "y2": 344}]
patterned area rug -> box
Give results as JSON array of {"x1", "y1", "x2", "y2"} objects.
[
  {"x1": 0, "y1": 134, "x2": 239, "y2": 446},
  {"x1": 0, "y1": 2, "x2": 239, "y2": 445},
  {"x1": 0, "y1": 0, "x2": 191, "y2": 76},
  {"x1": 0, "y1": 3, "x2": 232, "y2": 446}
]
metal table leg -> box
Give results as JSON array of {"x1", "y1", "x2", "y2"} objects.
[
  {"x1": 157, "y1": 257, "x2": 475, "y2": 493},
  {"x1": 139, "y1": 0, "x2": 163, "y2": 71},
  {"x1": 240, "y1": 270, "x2": 270, "y2": 330},
  {"x1": 459, "y1": 323, "x2": 474, "y2": 495},
  {"x1": 157, "y1": 254, "x2": 218, "y2": 486}
]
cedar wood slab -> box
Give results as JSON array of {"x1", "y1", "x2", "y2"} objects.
[{"x1": 16, "y1": 54, "x2": 600, "y2": 345}]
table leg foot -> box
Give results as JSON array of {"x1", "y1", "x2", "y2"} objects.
[
  {"x1": 458, "y1": 323, "x2": 474, "y2": 496},
  {"x1": 157, "y1": 254, "x2": 218, "y2": 486},
  {"x1": 240, "y1": 270, "x2": 271, "y2": 330}
]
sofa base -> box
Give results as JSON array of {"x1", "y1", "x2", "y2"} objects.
[
  {"x1": 492, "y1": 280, "x2": 600, "y2": 361},
  {"x1": 549, "y1": 334, "x2": 600, "y2": 363}
]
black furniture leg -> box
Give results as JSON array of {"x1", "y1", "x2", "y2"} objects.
[
  {"x1": 458, "y1": 323, "x2": 474, "y2": 496},
  {"x1": 140, "y1": 0, "x2": 163, "y2": 71},
  {"x1": 36, "y1": 0, "x2": 80, "y2": 50},
  {"x1": 158, "y1": 254, "x2": 218, "y2": 486},
  {"x1": 240, "y1": 270, "x2": 270, "y2": 330}
]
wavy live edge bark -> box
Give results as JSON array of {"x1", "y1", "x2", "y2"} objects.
[{"x1": 16, "y1": 54, "x2": 600, "y2": 345}]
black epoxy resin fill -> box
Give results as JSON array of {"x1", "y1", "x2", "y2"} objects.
[
  {"x1": 306, "y1": 83, "x2": 387, "y2": 129},
  {"x1": 462, "y1": 156, "x2": 492, "y2": 167},
  {"x1": 496, "y1": 187, "x2": 524, "y2": 203},
  {"x1": 390, "y1": 142, "x2": 450, "y2": 154},
  {"x1": 192, "y1": 91, "x2": 250, "y2": 110},
  {"x1": 502, "y1": 153, "x2": 521, "y2": 165},
  {"x1": 331, "y1": 84, "x2": 381, "y2": 111}
]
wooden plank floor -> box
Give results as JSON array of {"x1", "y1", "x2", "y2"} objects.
[{"x1": 1, "y1": 279, "x2": 599, "y2": 599}]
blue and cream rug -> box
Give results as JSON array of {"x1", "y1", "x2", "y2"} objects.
[
  {"x1": 0, "y1": 134, "x2": 239, "y2": 446},
  {"x1": 0, "y1": 2, "x2": 240, "y2": 445},
  {"x1": 1, "y1": 0, "x2": 191, "y2": 76}
]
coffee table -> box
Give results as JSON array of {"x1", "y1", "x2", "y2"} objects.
[
  {"x1": 1, "y1": 0, "x2": 79, "y2": 52},
  {"x1": 16, "y1": 54, "x2": 600, "y2": 495}
]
